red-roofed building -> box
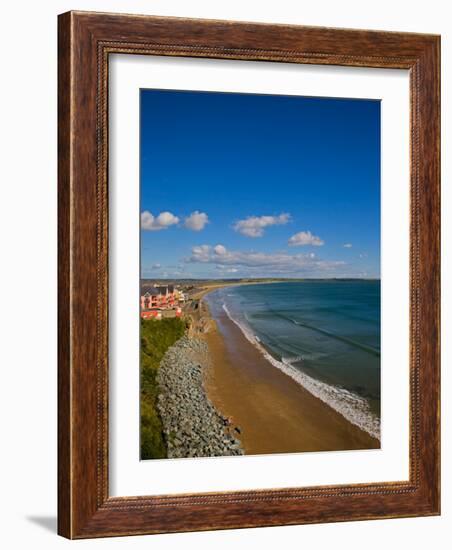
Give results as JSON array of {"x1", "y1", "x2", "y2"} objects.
[{"x1": 140, "y1": 285, "x2": 178, "y2": 319}]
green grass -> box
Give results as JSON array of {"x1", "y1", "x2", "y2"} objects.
[{"x1": 140, "y1": 317, "x2": 186, "y2": 459}]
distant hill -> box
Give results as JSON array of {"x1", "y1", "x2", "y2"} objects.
[{"x1": 140, "y1": 277, "x2": 380, "y2": 286}]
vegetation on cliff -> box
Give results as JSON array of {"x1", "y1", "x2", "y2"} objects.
[{"x1": 140, "y1": 317, "x2": 185, "y2": 459}]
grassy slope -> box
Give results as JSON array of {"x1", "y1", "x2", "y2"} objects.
[{"x1": 140, "y1": 317, "x2": 186, "y2": 459}]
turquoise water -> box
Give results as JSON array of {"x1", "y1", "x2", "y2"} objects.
[{"x1": 206, "y1": 281, "x2": 381, "y2": 439}]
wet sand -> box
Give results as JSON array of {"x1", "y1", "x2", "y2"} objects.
[{"x1": 201, "y1": 301, "x2": 380, "y2": 455}]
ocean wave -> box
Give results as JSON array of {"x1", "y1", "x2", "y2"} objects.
[
  {"x1": 279, "y1": 313, "x2": 381, "y2": 357},
  {"x1": 222, "y1": 303, "x2": 381, "y2": 441},
  {"x1": 281, "y1": 356, "x2": 304, "y2": 365}
]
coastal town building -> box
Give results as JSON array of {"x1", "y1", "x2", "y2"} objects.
[
  {"x1": 140, "y1": 284, "x2": 183, "y2": 319},
  {"x1": 141, "y1": 309, "x2": 162, "y2": 320}
]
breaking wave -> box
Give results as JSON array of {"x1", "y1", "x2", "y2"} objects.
[{"x1": 222, "y1": 303, "x2": 380, "y2": 441}]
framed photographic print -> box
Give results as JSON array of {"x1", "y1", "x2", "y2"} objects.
[{"x1": 58, "y1": 11, "x2": 440, "y2": 538}]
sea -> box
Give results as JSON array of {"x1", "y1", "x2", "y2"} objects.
[{"x1": 205, "y1": 280, "x2": 381, "y2": 440}]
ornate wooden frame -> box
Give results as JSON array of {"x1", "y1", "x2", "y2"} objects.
[{"x1": 58, "y1": 11, "x2": 440, "y2": 538}]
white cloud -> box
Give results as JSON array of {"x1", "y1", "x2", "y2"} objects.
[
  {"x1": 184, "y1": 211, "x2": 209, "y2": 231},
  {"x1": 217, "y1": 265, "x2": 239, "y2": 273},
  {"x1": 141, "y1": 210, "x2": 179, "y2": 231},
  {"x1": 191, "y1": 245, "x2": 211, "y2": 262},
  {"x1": 214, "y1": 244, "x2": 227, "y2": 255},
  {"x1": 343, "y1": 243, "x2": 353, "y2": 248},
  {"x1": 288, "y1": 231, "x2": 324, "y2": 247},
  {"x1": 152, "y1": 263, "x2": 162, "y2": 269},
  {"x1": 188, "y1": 244, "x2": 344, "y2": 276},
  {"x1": 233, "y1": 213, "x2": 291, "y2": 237}
]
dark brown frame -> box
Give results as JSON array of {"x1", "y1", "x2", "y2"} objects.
[{"x1": 58, "y1": 11, "x2": 440, "y2": 539}]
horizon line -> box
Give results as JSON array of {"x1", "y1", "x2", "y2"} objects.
[{"x1": 140, "y1": 276, "x2": 381, "y2": 281}]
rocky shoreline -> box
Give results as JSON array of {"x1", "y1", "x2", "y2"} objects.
[{"x1": 157, "y1": 335, "x2": 244, "y2": 458}]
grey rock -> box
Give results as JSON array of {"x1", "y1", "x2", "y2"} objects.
[{"x1": 156, "y1": 335, "x2": 243, "y2": 459}]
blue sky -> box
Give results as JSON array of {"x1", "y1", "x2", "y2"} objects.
[{"x1": 140, "y1": 89, "x2": 380, "y2": 279}]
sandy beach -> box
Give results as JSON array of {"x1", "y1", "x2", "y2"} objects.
[{"x1": 194, "y1": 286, "x2": 379, "y2": 455}]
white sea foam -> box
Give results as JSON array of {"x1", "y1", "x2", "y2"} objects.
[
  {"x1": 222, "y1": 303, "x2": 381, "y2": 441},
  {"x1": 282, "y1": 356, "x2": 304, "y2": 365}
]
